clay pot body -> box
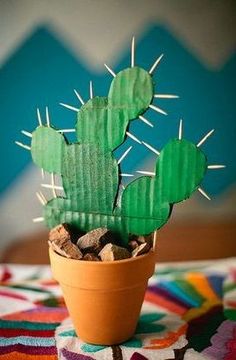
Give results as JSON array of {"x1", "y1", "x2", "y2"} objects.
[{"x1": 49, "y1": 247, "x2": 156, "y2": 345}]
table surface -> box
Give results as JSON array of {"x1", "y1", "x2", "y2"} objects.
[{"x1": 0, "y1": 258, "x2": 236, "y2": 360}]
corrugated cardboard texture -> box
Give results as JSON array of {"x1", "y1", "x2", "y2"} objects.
[{"x1": 30, "y1": 66, "x2": 207, "y2": 244}]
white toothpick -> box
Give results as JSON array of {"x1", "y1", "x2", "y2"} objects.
[
  {"x1": 198, "y1": 187, "x2": 211, "y2": 200},
  {"x1": 21, "y1": 130, "x2": 32, "y2": 138},
  {"x1": 41, "y1": 169, "x2": 45, "y2": 179},
  {"x1": 117, "y1": 146, "x2": 132, "y2": 165},
  {"x1": 37, "y1": 108, "x2": 42, "y2": 126},
  {"x1": 178, "y1": 119, "x2": 183, "y2": 140},
  {"x1": 126, "y1": 131, "x2": 141, "y2": 144},
  {"x1": 142, "y1": 141, "x2": 160, "y2": 155},
  {"x1": 153, "y1": 230, "x2": 158, "y2": 252},
  {"x1": 36, "y1": 192, "x2": 44, "y2": 205},
  {"x1": 154, "y1": 94, "x2": 179, "y2": 99},
  {"x1": 39, "y1": 191, "x2": 47, "y2": 204},
  {"x1": 131, "y1": 36, "x2": 135, "y2": 67},
  {"x1": 89, "y1": 81, "x2": 93, "y2": 99},
  {"x1": 136, "y1": 170, "x2": 155, "y2": 176},
  {"x1": 149, "y1": 54, "x2": 164, "y2": 74},
  {"x1": 45, "y1": 107, "x2": 50, "y2": 127},
  {"x1": 74, "y1": 89, "x2": 85, "y2": 105},
  {"x1": 15, "y1": 141, "x2": 31, "y2": 151},
  {"x1": 36, "y1": 191, "x2": 46, "y2": 205},
  {"x1": 197, "y1": 129, "x2": 214, "y2": 147},
  {"x1": 120, "y1": 173, "x2": 134, "y2": 177},
  {"x1": 149, "y1": 104, "x2": 167, "y2": 116},
  {"x1": 104, "y1": 63, "x2": 116, "y2": 77},
  {"x1": 139, "y1": 115, "x2": 153, "y2": 128},
  {"x1": 41, "y1": 183, "x2": 63, "y2": 190},
  {"x1": 33, "y1": 217, "x2": 44, "y2": 223},
  {"x1": 57, "y1": 129, "x2": 76, "y2": 133},
  {"x1": 51, "y1": 173, "x2": 57, "y2": 198},
  {"x1": 207, "y1": 165, "x2": 226, "y2": 169},
  {"x1": 60, "y1": 103, "x2": 79, "y2": 112}
]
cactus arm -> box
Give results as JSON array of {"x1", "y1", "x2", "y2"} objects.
[
  {"x1": 108, "y1": 67, "x2": 153, "y2": 120},
  {"x1": 121, "y1": 176, "x2": 170, "y2": 235},
  {"x1": 31, "y1": 126, "x2": 66, "y2": 174},
  {"x1": 121, "y1": 137, "x2": 207, "y2": 236},
  {"x1": 76, "y1": 68, "x2": 154, "y2": 152},
  {"x1": 157, "y1": 138, "x2": 207, "y2": 203}
]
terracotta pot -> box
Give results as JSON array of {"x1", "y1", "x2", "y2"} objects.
[{"x1": 49, "y1": 246, "x2": 156, "y2": 345}]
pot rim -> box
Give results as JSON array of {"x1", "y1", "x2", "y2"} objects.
[{"x1": 49, "y1": 247, "x2": 156, "y2": 289}]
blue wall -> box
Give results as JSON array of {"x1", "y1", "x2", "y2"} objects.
[{"x1": 1, "y1": 25, "x2": 235, "y2": 196}]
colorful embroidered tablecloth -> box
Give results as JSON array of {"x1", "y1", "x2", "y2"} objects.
[{"x1": 0, "y1": 258, "x2": 235, "y2": 360}]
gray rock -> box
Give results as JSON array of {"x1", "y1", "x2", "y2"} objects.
[
  {"x1": 132, "y1": 242, "x2": 151, "y2": 257},
  {"x1": 77, "y1": 228, "x2": 113, "y2": 253},
  {"x1": 83, "y1": 253, "x2": 100, "y2": 261},
  {"x1": 99, "y1": 243, "x2": 131, "y2": 261},
  {"x1": 49, "y1": 224, "x2": 82, "y2": 259}
]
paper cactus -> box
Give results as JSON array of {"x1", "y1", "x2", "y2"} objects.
[{"x1": 16, "y1": 38, "x2": 225, "y2": 244}]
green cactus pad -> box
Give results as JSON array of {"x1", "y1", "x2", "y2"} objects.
[
  {"x1": 108, "y1": 67, "x2": 153, "y2": 120},
  {"x1": 76, "y1": 97, "x2": 129, "y2": 151},
  {"x1": 31, "y1": 127, "x2": 66, "y2": 174},
  {"x1": 121, "y1": 138, "x2": 207, "y2": 235},
  {"x1": 61, "y1": 143, "x2": 119, "y2": 213},
  {"x1": 157, "y1": 139, "x2": 207, "y2": 203},
  {"x1": 121, "y1": 176, "x2": 170, "y2": 234}
]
